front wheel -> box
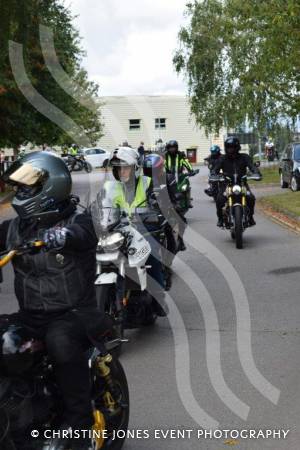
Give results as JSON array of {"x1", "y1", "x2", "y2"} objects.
[
  {"x1": 96, "y1": 284, "x2": 124, "y2": 350},
  {"x1": 84, "y1": 161, "x2": 93, "y2": 173},
  {"x1": 233, "y1": 206, "x2": 243, "y2": 249},
  {"x1": 290, "y1": 176, "x2": 300, "y2": 192},
  {"x1": 73, "y1": 161, "x2": 83, "y2": 171}
]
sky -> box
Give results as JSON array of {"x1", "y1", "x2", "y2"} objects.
[{"x1": 69, "y1": 0, "x2": 188, "y2": 96}]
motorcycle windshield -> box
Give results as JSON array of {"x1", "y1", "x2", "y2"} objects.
[{"x1": 89, "y1": 181, "x2": 121, "y2": 235}]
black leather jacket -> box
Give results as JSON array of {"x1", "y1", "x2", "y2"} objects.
[
  {"x1": 0, "y1": 202, "x2": 98, "y2": 321},
  {"x1": 204, "y1": 154, "x2": 222, "y2": 171},
  {"x1": 212, "y1": 153, "x2": 260, "y2": 179}
]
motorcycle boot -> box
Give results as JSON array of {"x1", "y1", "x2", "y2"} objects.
[
  {"x1": 248, "y1": 215, "x2": 256, "y2": 226},
  {"x1": 204, "y1": 187, "x2": 213, "y2": 197}
]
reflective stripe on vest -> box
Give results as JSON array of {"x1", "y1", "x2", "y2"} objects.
[
  {"x1": 166, "y1": 154, "x2": 179, "y2": 171},
  {"x1": 114, "y1": 176, "x2": 151, "y2": 216}
]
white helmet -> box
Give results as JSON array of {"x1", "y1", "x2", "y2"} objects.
[
  {"x1": 109, "y1": 146, "x2": 141, "y2": 180},
  {"x1": 265, "y1": 141, "x2": 274, "y2": 148}
]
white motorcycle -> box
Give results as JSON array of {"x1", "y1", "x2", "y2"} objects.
[{"x1": 90, "y1": 183, "x2": 163, "y2": 345}]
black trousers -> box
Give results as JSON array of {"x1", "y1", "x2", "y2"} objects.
[
  {"x1": 45, "y1": 313, "x2": 94, "y2": 429},
  {"x1": 216, "y1": 191, "x2": 256, "y2": 220}
]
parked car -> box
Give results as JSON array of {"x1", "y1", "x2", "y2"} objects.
[
  {"x1": 279, "y1": 142, "x2": 300, "y2": 191},
  {"x1": 80, "y1": 147, "x2": 110, "y2": 168}
]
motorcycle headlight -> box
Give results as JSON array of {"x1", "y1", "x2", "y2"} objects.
[
  {"x1": 232, "y1": 185, "x2": 242, "y2": 194},
  {"x1": 98, "y1": 232, "x2": 125, "y2": 251},
  {"x1": 181, "y1": 184, "x2": 188, "y2": 192}
]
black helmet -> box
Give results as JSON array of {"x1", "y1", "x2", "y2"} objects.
[
  {"x1": 2, "y1": 151, "x2": 72, "y2": 219},
  {"x1": 224, "y1": 137, "x2": 241, "y2": 158},
  {"x1": 165, "y1": 140, "x2": 178, "y2": 153}
]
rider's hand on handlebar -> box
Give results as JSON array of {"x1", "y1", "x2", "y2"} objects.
[{"x1": 43, "y1": 227, "x2": 68, "y2": 250}]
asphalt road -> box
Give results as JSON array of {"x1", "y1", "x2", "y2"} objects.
[{"x1": 1, "y1": 170, "x2": 300, "y2": 450}]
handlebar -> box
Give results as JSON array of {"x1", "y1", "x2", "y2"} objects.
[
  {"x1": 209, "y1": 174, "x2": 261, "y2": 183},
  {"x1": 209, "y1": 175, "x2": 229, "y2": 183},
  {"x1": 0, "y1": 241, "x2": 45, "y2": 268},
  {"x1": 0, "y1": 250, "x2": 18, "y2": 268}
]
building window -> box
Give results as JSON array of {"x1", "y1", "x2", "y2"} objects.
[
  {"x1": 129, "y1": 119, "x2": 140, "y2": 130},
  {"x1": 155, "y1": 118, "x2": 166, "y2": 129}
]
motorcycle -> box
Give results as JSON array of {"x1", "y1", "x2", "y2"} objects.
[
  {"x1": 0, "y1": 241, "x2": 129, "y2": 450},
  {"x1": 91, "y1": 184, "x2": 167, "y2": 345},
  {"x1": 175, "y1": 169, "x2": 199, "y2": 215},
  {"x1": 265, "y1": 147, "x2": 275, "y2": 162},
  {"x1": 209, "y1": 172, "x2": 261, "y2": 249},
  {"x1": 62, "y1": 154, "x2": 93, "y2": 173}
]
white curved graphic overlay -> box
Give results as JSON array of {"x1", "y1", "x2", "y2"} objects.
[
  {"x1": 39, "y1": 25, "x2": 98, "y2": 113},
  {"x1": 9, "y1": 41, "x2": 91, "y2": 147}
]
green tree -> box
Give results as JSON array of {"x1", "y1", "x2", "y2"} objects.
[
  {"x1": 174, "y1": 0, "x2": 300, "y2": 135},
  {"x1": 0, "y1": 0, "x2": 102, "y2": 152}
]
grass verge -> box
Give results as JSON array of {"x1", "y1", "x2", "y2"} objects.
[
  {"x1": 249, "y1": 165, "x2": 280, "y2": 185},
  {"x1": 258, "y1": 191, "x2": 300, "y2": 219}
]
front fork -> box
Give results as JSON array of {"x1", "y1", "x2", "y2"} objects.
[
  {"x1": 116, "y1": 275, "x2": 129, "y2": 322},
  {"x1": 96, "y1": 353, "x2": 121, "y2": 416},
  {"x1": 224, "y1": 195, "x2": 247, "y2": 228}
]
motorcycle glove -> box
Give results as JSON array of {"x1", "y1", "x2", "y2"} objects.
[{"x1": 43, "y1": 227, "x2": 68, "y2": 250}]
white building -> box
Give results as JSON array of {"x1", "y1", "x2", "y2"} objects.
[{"x1": 98, "y1": 95, "x2": 225, "y2": 163}]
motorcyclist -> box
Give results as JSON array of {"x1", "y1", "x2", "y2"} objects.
[
  {"x1": 155, "y1": 138, "x2": 165, "y2": 155},
  {"x1": 265, "y1": 141, "x2": 275, "y2": 161},
  {"x1": 204, "y1": 144, "x2": 222, "y2": 196},
  {"x1": 165, "y1": 139, "x2": 193, "y2": 176},
  {"x1": 143, "y1": 153, "x2": 187, "y2": 290},
  {"x1": 165, "y1": 139, "x2": 196, "y2": 211},
  {"x1": 0, "y1": 152, "x2": 110, "y2": 450},
  {"x1": 70, "y1": 143, "x2": 79, "y2": 156},
  {"x1": 107, "y1": 146, "x2": 168, "y2": 316},
  {"x1": 69, "y1": 143, "x2": 79, "y2": 170},
  {"x1": 212, "y1": 137, "x2": 262, "y2": 228}
]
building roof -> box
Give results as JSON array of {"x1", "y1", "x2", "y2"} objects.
[{"x1": 101, "y1": 94, "x2": 189, "y2": 104}]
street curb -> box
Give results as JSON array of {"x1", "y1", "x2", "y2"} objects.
[{"x1": 257, "y1": 201, "x2": 300, "y2": 235}]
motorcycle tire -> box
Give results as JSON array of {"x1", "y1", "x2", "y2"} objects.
[
  {"x1": 96, "y1": 284, "x2": 124, "y2": 354},
  {"x1": 0, "y1": 412, "x2": 15, "y2": 450},
  {"x1": 94, "y1": 358, "x2": 129, "y2": 450},
  {"x1": 233, "y1": 206, "x2": 243, "y2": 249},
  {"x1": 73, "y1": 161, "x2": 83, "y2": 171},
  {"x1": 84, "y1": 162, "x2": 93, "y2": 173}
]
